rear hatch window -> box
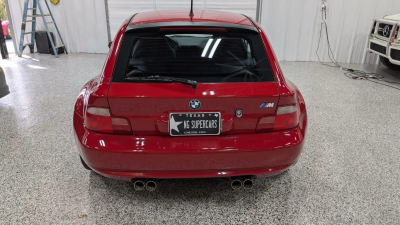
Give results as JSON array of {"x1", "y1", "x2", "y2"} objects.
[{"x1": 112, "y1": 27, "x2": 275, "y2": 83}]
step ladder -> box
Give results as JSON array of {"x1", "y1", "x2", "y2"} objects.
[{"x1": 18, "y1": 0, "x2": 67, "y2": 58}]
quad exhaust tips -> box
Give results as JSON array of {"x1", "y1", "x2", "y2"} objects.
[
  {"x1": 133, "y1": 179, "x2": 157, "y2": 191},
  {"x1": 230, "y1": 176, "x2": 255, "y2": 190},
  {"x1": 134, "y1": 177, "x2": 253, "y2": 191}
]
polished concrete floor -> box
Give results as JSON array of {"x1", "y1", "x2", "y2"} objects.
[{"x1": 1, "y1": 53, "x2": 400, "y2": 224}]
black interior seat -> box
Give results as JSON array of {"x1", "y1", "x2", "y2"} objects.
[{"x1": 133, "y1": 38, "x2": 176, "y2": 58}]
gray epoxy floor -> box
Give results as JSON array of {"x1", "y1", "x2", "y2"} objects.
[{"x1": 1, "y1": 54, "x2": 400, "y2": 224}]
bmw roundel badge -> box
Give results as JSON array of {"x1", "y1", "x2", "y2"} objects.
[{"x1": 189, "y1": 99, "x2": 201, "y2": 110}]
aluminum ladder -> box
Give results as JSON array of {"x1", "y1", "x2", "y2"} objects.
[{"x1": 18, "y1": 0, "x2": 67, "y2": 58}]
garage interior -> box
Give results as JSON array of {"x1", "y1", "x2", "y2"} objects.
[{"x1": 1, "y1": 0, "x2": 400, "y2": 224}]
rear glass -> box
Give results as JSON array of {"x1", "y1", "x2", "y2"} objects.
[{"x1": 112, "y1": 27, "x2": 275, "y2": 83}]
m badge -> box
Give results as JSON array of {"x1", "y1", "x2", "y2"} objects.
[
  {"x1": 260, "y1": 103, "x2": 274, "y2": 108},
  {"x1": 50, "y1": 0, "x2": 60, "y2": 5}
]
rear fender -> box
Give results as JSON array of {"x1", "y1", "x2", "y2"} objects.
[
  {"x1": 247, "y1": 17, "x2": 294, "y2": 107},
  {"x1": 74, "y1": 75, "x2": 110, "y2": 118}
]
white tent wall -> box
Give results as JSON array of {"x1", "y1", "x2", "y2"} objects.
[
  {"x1": 107, "y1": 0, "x2": 153, "y2": 40},
  {"x1": 107, "y1": 0, "x2": 257, "y2": 40},
  {"x1": 7, "y1": 0, "x2": 400, "y2": 63},
  {"x1": 8, "y1": 0, "x2": 109, "y2": 54},
  {"x1": 260, "y1": 0, "x2": 400, "y2": 64}
]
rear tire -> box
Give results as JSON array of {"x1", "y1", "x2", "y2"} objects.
[
  {"x1": 6, "y1": 25, "x2": 12, "y2": 39},
  {"x1": 80, "y1": 156, "x2": 92, "y2": 170},
  {"x1": 380, "y1": 56, "x2": 400, "y2": 70}
]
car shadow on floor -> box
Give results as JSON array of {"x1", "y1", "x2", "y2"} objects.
[
  {"x1": 380, "y1": 68, "x2": 400, "y2": 79},
  {"x1": 86, "y1": 171, "x2": 294, "y2": 222},
  {"x1": 87, "y1": 171, "x2": 293, "y2": 201},
  {"x1": 360, "y1": 64, "x2": 400, "y2": 83}
]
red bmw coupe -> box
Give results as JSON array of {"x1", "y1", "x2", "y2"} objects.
[{"x1": 73, "y1": 10, "x2": 307, "y2": 191}]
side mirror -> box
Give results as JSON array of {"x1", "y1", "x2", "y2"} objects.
[{"x1": 108, "y1": 41, "x2": 113, "y2": 48}]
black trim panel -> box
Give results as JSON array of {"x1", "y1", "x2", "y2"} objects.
[
  {"x1": 241, "y1": 14, "x2": 257, "y2": 27},
  {"x1": 390, "y1": 48, "x2": 400, "y2": 61},
  {"x1": 127, "y1": 13, "x2": 138, "y2": 26},
  {"x1": 370, "y1": 42, "x2": 386, "y2": 55}
]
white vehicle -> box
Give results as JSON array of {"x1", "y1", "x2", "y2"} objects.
[{"x1": 368, "y1": 14, "x2": 400, "y2": 70}]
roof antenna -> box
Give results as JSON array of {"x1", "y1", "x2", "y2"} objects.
[{"x1": 189, "y1": 0, "x2": 194, "y2": 17}]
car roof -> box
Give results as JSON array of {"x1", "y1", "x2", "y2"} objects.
[{"x1": 129, "y1": 10, "x2": 254, "y2": 27}]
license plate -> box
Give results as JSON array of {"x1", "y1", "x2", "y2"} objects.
[{"x1": 169, "y1": 112, "x2": 221, "y2": 136}]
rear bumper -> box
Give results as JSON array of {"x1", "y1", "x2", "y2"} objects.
[
  {"x1": 368, "y1": 37, "x2": 400, "y2": 66},
  {"x1": 74, "y1": 113, "x2": 306, "y2": 181}
]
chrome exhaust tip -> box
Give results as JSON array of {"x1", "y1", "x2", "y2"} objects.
[
  {"x1": 146, "y1": 180, "x2": 157, "y2": 191},
  {"x1": 231, "y1": 178, "x2": 242, "y2": 190},
  {"x1": 133, "y1": 180, "x2": 145, "y2": 191},
  {"x1": 243, "y1": 178, "x2": 254, "y2": 189}
]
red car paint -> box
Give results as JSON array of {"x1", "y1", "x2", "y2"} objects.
[
  {"x1": 73, "y1": 10, "x2": 307, "y2": 181},
  {"x1": 130, "y1": 10, "x2": 254, "y2": 26}
]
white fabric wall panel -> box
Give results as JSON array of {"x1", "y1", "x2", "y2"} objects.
[
  {"x1": 261, "y1": 0, "x2": 400, "y2": 64},
  {"x1": 204, "y1": 0, "x2": 257, "y2": 19},
  {"x1": 108, "y1": 0, "x2": 257, "y2": 39},
  {"x1": 108, "y1": 0, "x2": 154, "y2": 40},
  {"x1": 154, "y1": 0, "x2": 205, "y2": 11},
  {"x1": 8, "y1": 0, "x2": 109, "y2": 54}
]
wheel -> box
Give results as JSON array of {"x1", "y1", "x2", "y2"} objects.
[
  {"x1": 380, "y1": 56, "x2": 400, "y2": 70},
  {"x1": 6, "y1": 25, "x2": 12, "y2": 39},
  {"x1": 80, "y1": 156, "x2": 92, "y2": 170}
]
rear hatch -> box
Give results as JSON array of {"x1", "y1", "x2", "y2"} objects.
[{"x1": 108, "y1": 26, "x2": 279, "y2": 135}]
